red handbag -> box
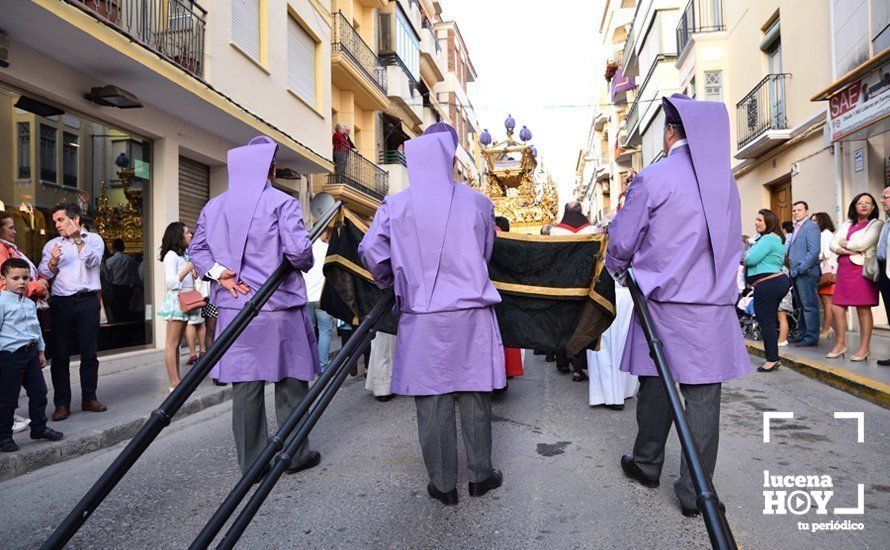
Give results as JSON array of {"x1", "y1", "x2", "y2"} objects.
[{"x1": 178, "y1": 289, "x2": 206, "y2": 313}]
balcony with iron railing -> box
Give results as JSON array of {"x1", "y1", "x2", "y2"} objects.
[
  {"x1": 735, "y1": 74, "x2": 792, "y2": 158},
  {"x1": 676, "y1": 0, "x2": 725, "y2": 57},
  {"x1": 329, "y1": 149, "x2": 389, "y2": 200},
  {"x1": 378, "y1": 150, "x2": 406, "y2": 166},
  {"x1": 67, "y1": 0, "x2": 206, "y2": 77},
  {"x1": 332, "y1": 11, "x2": 387, "y2": 96}
]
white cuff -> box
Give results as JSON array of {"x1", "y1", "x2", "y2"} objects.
[
  {"x1": 206, "y1": 263, "x2": 228, "y2": 281},
  {"x1": 607, "y1": 267, "x2": 628, "y2": 287}
]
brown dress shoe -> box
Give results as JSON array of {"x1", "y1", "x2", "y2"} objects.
[
  {"x1": 81, "y1": 400, "x2": 108, "y2": 413},
  {"x1": 51, "y1": 406, "x2": 71, "y2": 421}
]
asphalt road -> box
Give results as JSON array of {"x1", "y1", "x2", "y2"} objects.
[{"x1": 2, "y1": 353, "x2": 888, "y2": 549}]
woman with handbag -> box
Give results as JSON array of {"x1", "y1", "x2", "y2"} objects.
[
  {"x1": 812, "y1": 212, "x2": 838, "y2": 340},
  {"x1": 157, "y1": 222, "x2": 204, "y2": 391},
  {"x1": 745, "y1": 209, "x2": 790, "y2": 372},
  {"x1": 828, "y1": 193, "x2": 883, "y2": 361}
]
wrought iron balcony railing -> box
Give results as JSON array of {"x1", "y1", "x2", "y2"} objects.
[
  {"x1": 67, "y1": 0, "x2": 206, "y2": 78},
  {"x1": 330, "y1": 149, "x2": 389, "y2": 200},
  {"x1": 378, "y1": 150, "x2": 406, "y2": 166},
  {"x1": 676, "y1": 0, "x2": 725, "y2": 54},
  {"x1": 736, "y1": 74, "x2": 790, "y2": 150},
  {"x1": 332, "y1": 11, "x2": 387, "y2": 93}
]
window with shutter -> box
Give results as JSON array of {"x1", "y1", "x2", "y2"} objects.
[
  {"x1": 179, "y1": 157, "x2": 210, "y2": 231},
  {"x1": 705, "y1": 71, "x2": 722, "y2": 101},
  {"x1": 232, "y1": 0, "x2": 261, "y2": 61},
  {"x1": 288, "y1": 16, "x2": 317, "y2": 107}
]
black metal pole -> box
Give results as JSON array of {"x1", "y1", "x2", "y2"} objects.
[
  {"x1": 42, "y1": 201, "x2": 342, "y2": 550},
  {"x1": 215, "y1": 290, "x2": 395, "y2": 550},
  {"x1": 190, "y1": 288, "x2": 395, "y2": 549},
  {"x1": 625, "y1": 270, "x2": 737, "y2": 550}
]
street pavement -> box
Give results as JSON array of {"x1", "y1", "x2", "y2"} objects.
[{"x1": 1, "y1": 353, "x2": 888, "y2": 549}]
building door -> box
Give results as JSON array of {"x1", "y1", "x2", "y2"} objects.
[
  {"x1": 769, "y1": 179, "x2": 792, "y2": 223},
  {"x1": 178, "y1": 156, "x2": 210, "y2": 231}
]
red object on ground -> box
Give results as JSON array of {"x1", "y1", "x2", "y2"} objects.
[{"x1": 505, "y1": 347, "x2": 523, "y2": 377}]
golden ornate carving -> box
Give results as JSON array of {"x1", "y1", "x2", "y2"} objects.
[{"x1": 93, "y1": 168, "x2": 143, "y2": 254}]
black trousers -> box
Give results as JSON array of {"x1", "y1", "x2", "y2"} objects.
[
  {"x1": 878, "y1": 260, "x2": 890, "y2": 322},
  {"x1": 556, "y1": 348, "x2": 587, "y2": 373},
  {"x1": 753, "y1": 274, "x2": 791, "y2": 362},
  {"x1": 50, "y1": 294, "x2": 100, "y2": 407},
  {"x1": 109, "y1": 284, "x2": 133, "y2": 323},
  {"x1": 0, "y1": 346, "x2": 47, "y2": 439}
]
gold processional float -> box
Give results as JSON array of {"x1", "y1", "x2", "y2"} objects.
[
  {"x1": 93, "y1": 152, "x2": 145, "y2": 255},
  {"x1": 473, "y1": 115, "x2": 558, "y2": 234}
]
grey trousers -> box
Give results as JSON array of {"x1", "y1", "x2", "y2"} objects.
[
  {"x1": 415, "y1": 392, "x2": 493, "y2": 493},
  {"x1": 632, "y1": 376, "x2": 721, "y2": 508},
  {"x1": 232, "y1": 378, "x2": 311, "y2": 475}
]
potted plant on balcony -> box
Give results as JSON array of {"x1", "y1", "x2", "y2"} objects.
[
  {"x1": 605, "y1": 61, "x2": 618, "y2": 82},
  {"x1": 73, "y1": 0, "x2": 121, "y2": 25}
]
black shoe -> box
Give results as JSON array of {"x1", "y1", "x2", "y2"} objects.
[
  {"x1": 0, "y1": 438, "x2": 18, "y2": 452},
  {"x1": 285, "y1": 450, "x2": 321, "y2": 475},
  {"x1": 604, "y1": 404, "x2": 625, "y2": 411},
  {"x1": 793, "y1": 340, "x2": 818, "y2": 348},
  {"x1": 212, "y1": 378, "x2": 227, "y2": 386},
  {"x1": 427, "y1": 483, "x2": 459, "y2": 506},
  {"x1": 621, "y1": 455, "x2": 659, "y2": 488},
  {"x1": 30, "y1": 427, "x2": 63, "y2": 441},
  {"x1": 468, "y1": 468, "x2": 503, "y2": 497},
  {"x1": 375, "y1": 394, "x2": 394, "y2": 402},
  {"x1": 877, "y1": 358, "x2": 890, "y2": 367},
  {"x1": 545, "y1": 354, "x2": 556, "y2": 363},
  {"x1": 681, "y1": 500, "x2": 726, "y2": 518}
]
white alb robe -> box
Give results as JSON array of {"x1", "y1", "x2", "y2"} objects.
[
  {"x1": 365, "y1": 332, "x2": 396, "y2": 397},
  {"x1": 588, "y1": 286, "x2": 639, "y2": 405}
]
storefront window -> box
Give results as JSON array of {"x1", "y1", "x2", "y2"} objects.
[{"x1": 1, "y1": 84, "x2": 153, "y2": 352}]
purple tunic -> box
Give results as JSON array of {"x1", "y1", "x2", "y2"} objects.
[
  {"x1": 358, "y1": 129, "x2": 506, "y2": 395},
  {"x1": 606, "y1": 95, "x2": 750, "y2": 384},
  {"x1": 188, "y1": 137, "x2": 319, "y2": 383}
]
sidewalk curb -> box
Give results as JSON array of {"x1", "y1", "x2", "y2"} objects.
[
  {"x1": 746, "y1": 340, "x2": 890, "y2": 409},
  {"x1": 0, "y1": 387, "x2": 233, "y2": 481}
]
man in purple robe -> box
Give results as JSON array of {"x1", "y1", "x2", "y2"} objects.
[
  {"x1": 189, "y1": 136, "x2": 321, "y2": 476},
  {"x1": 359, "y1": 122, "x2": 505, "y2": 506},
  {"x1": 606, "y1": 95, "x2": 750, "y2": 517}
]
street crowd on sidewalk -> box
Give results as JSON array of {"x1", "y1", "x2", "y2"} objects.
[{"x1": 742, "y1": 190, "x2": 890, "y2": 372}]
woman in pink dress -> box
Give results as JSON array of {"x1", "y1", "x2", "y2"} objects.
[{"x1": 828, "y1": 193, "x2": 883, "y2": 361}]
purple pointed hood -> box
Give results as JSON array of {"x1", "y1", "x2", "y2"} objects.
[
  {"x1": 662, "y1": 93, "x2": 740, "y2": 273},
  {"x1": 214, "y1": 135, "x2": 277, "y2": 271},
  {"x1": 405, "y1": 123, "x2": 458, "y2": 307}
]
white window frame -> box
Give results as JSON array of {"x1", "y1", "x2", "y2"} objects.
[{"x1": 705, "y1": 70, "x2": 722, "y2": 101}]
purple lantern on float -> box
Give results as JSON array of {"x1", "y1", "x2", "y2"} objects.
[
  {"x1": 504, "y1": 114, "x2": 515, "y2": 133},
  {"x1": 519, "y1": 125, "x2": 532, "y2": 142},
  {"x1": 479, "y1": 129, "x2": 492, "y2": 146},
  {"x1": 114, "y1": 152, "x2": 130, "y2": 169}
]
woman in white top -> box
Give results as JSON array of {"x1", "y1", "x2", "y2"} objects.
[
  {"x1": 811, "y1": 212, "x2": 839, "y2": 340},
  {"x1": 156, "y1": 222, "x2": 199, "y2": 390}
]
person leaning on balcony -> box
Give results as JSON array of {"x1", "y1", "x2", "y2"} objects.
[
  {"x1": 332, "y1": 124, "x2": 354, "y2": 176},
  {"x1": 744, "y1": 209, "x2": 790, "y2": 373},
  {"x1": 827, "y1": 193, "x2": 883, "y2": 362}
]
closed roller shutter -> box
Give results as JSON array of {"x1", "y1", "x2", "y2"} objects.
[
  {"x1": 179, "y1": 156, "x2": 210, "y2": 231},
  {"x1": 232, "y1": 0, "x2": 261, "y2": 61}
]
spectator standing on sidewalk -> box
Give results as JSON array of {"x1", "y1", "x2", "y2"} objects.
[
  {"x1": 828, "y1": 193, "x2": 882, "y2": 361},
  {"x1": 786, "y1": 201, "x2": 822, "y2": 347},
  {"x1": 811, "y1": 212, "x2": 838, "y2": 340},
  {"x1": 0, "y1": 258, "x2": 63, "y2": 452},
  {"x1": 38, "y1": 204, "x2": 107, "y2": 421},
  {"x1": 305, "y1": 228, "x2": 333, "y2": 373},
  {"x1": 874, "y1": 189, "x2": 890, "y2": 367}
]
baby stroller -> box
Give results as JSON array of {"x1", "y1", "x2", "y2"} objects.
[{"x1": 737, "y1": 280, "x2": 801, "y2": 343}]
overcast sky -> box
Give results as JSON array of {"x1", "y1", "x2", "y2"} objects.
[{"x1": 440, "y1": 0, "x2": 599, "y2": 206}]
